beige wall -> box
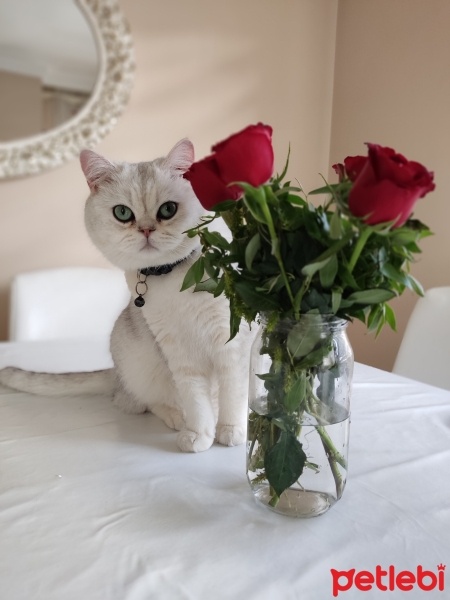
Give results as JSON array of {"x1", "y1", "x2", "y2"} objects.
[
  {"x1": 1, "y1": 0, "x2": 448, "y2": 373},
  {"x1": 0, "y1": 0, "x2": 338, "y2": 340},
  {"x1": 0, "y1": 70, "x2": 41, "y2": 141},
  {"x1": 330, "y1": 0, "x2": 450, "y2": 370}
]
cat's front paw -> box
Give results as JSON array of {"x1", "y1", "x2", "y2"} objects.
[
  {"x1": 216, "y1": 424, "x2": 246, "y2": 447},
  {"x1": 177, "y1": 429, "x2": 214, "y2": 453}
]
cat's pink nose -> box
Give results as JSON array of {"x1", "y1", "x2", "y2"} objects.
[{"x1": 140, "y1": 228, "x2": 153, "y2": 238}]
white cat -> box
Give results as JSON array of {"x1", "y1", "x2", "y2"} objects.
[{"x1": 0, "y1": 139, "x2": 254, "y2": 453}]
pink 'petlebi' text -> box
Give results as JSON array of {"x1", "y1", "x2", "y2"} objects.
[{"x1": 331, "y1": 564, "x2": 445, "y2": 596}]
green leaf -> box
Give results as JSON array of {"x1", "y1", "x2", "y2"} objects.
[
  {"x1": 347, "y1": 289, "x2": 396, "y2": 304},
  {"x1": 228, "y1": 298, "x2": 241, "y2": 341},
  {"x1": 234, "y1": 280, "x2": 279, "y2": 311},
  {"x1": 302, "y1": 256, "x2": 332, "y2": 278},
  {"x1": 194, "y1": 279, "x2": 217, "y2": 293},
  {"x1": 287, "y1": 322, "x2": 322, "y2": 359},
  {"x1": 404, "y1": 274, "x2": 425, "y2": 296},
  {"x1": 284, "y1": 372, "x2": 306, "y2": 412},
  {"x1": 308, "y1": 184, "x2": 336, "y2": 196},
  {"x1": 301, "y1": 232, "x2": 353, "y2": 277},
  {"x1": 204, "y1": 258, "x2": 219, "y2": 280},
  {"x1": 297, "y1": 343, "x2": 331, "y2": 369},
  {"x1": 245, "y1": 233, "x2": 261, "y2": 271},
  {"x1": 319, "y1": 253, "x2": 338, "y2": 289},
  {"x1": 241, "y1": 185, "x2": 270, "y2": 224},
  {"x1": 213, "y1": 276, "x2": 226, "y2": 298},
  {"x1": 201, "y1": 229, "x2": 230, "y2": 249},
  {"x1": 330, "y1": 210, "x2": 343, "y2": 239},
  {"x1": 380, "y1": 263, "x2": 408, "y2": 286},
  {"x1": 384, "y1": 303, "x2": 397, "y2": 330},
  {"x1": 367, "y1": 304, "x2": 383, "y2": 331},
  {"x1": 264, "y1": 431, "x2": 306, "y2": 498},
  {"x1": 331, "y1": 288, "x2": 342, "y2": 314},
  {"x1": 180, "y1": 257, "x2": 205, "y2": 291}
]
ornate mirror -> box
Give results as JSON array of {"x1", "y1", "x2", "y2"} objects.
[{"x1": 0, "y1": 0, "x2": 134, "y2": 179}]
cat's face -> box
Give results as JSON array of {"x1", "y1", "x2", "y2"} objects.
[{"x1": 81, "y1": 139, "x2": 205, "y2": 271}]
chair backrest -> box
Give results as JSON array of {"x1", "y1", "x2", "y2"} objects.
[
  {"x1": 9, "y1": 267, "x2": 130, "y2": 341},
  {"x1": 392, "y1": 286, "x2": 450, "y2": 390}
]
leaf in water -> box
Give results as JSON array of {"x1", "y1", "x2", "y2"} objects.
[
  {"x1": 287, "y1": 321, "x2": 322, "y2": 359},
  {"x1": 264, "y1": 431, "x2": 306, "y2": 497},
  {"x1": 283, "y1": 372, "x2": 306, "y2": 412},
  {"x1": 297, "y1": 343, "x2": 331, "y2": 369}
]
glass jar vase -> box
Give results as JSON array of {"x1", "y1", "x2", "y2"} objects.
[{"x1": 247, "y1": 313, "x2": 353, "y2": 517}]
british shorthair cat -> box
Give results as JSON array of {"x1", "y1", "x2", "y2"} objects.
[{"x1": 0, "y1": 139, "x2": 254, "y2": 452}]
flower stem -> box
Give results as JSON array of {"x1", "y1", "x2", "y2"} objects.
[
  {"x1": 269, "y1": 493, "x2": 280, "y2": 507},
  {"x1": 316, "y1": 426, "x2": 346, "y2": 469},
  {"x1": 259, "y1": 199, "x2": 296, "y2": 311}
]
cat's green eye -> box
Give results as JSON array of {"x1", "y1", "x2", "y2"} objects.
[
  {"x1": 113, "y1": 205, "x2": 135, "y2": 223},
  {"x1": 157, "y1": 201, "x2": 178, "y2": 220}
]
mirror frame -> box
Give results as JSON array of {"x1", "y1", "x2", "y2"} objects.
[{"x1": 0, "y1": 0, "x2": 135, "y2": 179}]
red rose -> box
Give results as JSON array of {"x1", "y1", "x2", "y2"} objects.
[
  {"x1": 341, "y1": 143, "x2": 435, "y2": 227},
  {"x1": 184, "y1": 123, "x2": 274, "y2": 210}
]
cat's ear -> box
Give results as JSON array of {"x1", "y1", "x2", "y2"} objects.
[
  {"x1": 165, "y1": 138, "x2": 195, "y2": 174},
  {"x1": 80, "y1": 149, "x2": 116, "y2": 192}
]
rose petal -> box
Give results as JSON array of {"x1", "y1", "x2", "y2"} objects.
[
  {"x1": 349, "y1": 178, "x2": 424, "y2": 226},
  {"x1": 184, "y1": 156, "x2": 242, "y2": 210},
  {"x1": 343, "y1": 155, "x2": 367, "y2": 182},
  {"x1": 213, "y1": 124, "x2": 274, "y2": 187}
]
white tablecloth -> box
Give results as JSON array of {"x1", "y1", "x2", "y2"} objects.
[{"x1": 0, "y1": 341, "x2": 449, "y2": 600}]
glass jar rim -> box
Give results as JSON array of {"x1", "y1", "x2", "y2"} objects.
[{"x1": 258, "y1": 312, "x2": 349, "y2": 329}]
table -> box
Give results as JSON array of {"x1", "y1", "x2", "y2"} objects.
[{"x1": 1, "y1": 340, "x2": 449, "y2": 599}]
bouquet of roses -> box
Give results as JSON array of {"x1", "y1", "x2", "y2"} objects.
[{"x1": 182, "y1": 123, "x2": 435, "y2": 507}]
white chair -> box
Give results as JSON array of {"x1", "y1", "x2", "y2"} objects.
[
  {"x1": 9, "y1": 267, "x2": 130, "y2": 341},
  {"x1": 392, "y1": 286, "x2": 450, "y2": 390}
]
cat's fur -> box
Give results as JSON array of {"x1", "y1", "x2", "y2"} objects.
[{"x1": 0, "y1": 139, "x2": 254, "y2": 452}]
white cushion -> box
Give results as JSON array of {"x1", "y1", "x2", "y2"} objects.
[
  {"x1": 9, "y1": 267, "x2": 130, "y2": 341},
  {"x1": 392, "y1": 286, "x2": 450, "y2": 390}
]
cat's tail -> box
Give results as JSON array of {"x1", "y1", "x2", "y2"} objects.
[{"x1": 0, "y1": 367, "x2": 114, "y2": 396}]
